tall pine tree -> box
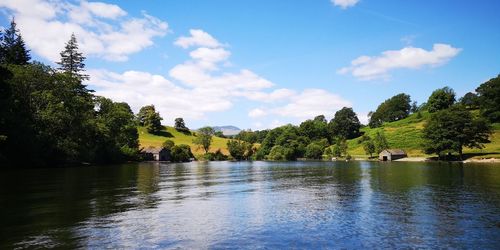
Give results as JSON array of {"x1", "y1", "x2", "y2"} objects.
[
  {"x1": 57, "y1": 33, "x2": 88, "y2": 80},
  {"x1": 1, "y1": 18, "x2": 30, "y2": 65}
]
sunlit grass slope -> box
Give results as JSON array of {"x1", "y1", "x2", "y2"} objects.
[
  {"x1": 347, "y1": 112, "x2": 500, "y2": 159},
  {"x1": 138, "y1": 126, "x2": 231, "y2": 157}
]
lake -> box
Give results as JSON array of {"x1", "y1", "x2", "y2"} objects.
[{"x1": 1, "y1": 161, "x2": 499, "y2": 249}]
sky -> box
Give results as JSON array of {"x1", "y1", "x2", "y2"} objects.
[{"x1": 1, "y1": 0, "x2": 499, "y2": 130}]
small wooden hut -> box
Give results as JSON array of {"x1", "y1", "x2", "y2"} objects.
[
  {"x1": 379, "y1": 149, "x2": 407, "y2": 161},
  {"x1": 142, "y1": 147, "x2": 171, "y2": 161}
]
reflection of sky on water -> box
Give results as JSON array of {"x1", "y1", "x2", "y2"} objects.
[{"x1": 2, "y1": 161, "x2": 500, "y2": 249}]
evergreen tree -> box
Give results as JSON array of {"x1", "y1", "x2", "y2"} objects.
[
  {"x1": 1, "y1": 18, "x2": 30, "y2": 65},
  {"x1": 57, "y1": 34, "x2": 88, "y2": 80}
]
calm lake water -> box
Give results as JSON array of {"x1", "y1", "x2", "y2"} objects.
[{"x1": 1, "y1": 161, "x2": 500, "y2": 249}]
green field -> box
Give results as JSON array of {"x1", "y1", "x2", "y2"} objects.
[
  {"x1": 347, "y1": 112, "x2": 500, "y2": 159},
  {"x1": 138, "y1": 126, "x2": 232, "y2": 157}
]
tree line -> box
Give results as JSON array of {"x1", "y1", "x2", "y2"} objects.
[
  {"x1": 232, "y1": 76, "x2": 498, "y2": 161},
  {"x1": 0, "y1": 19, "x2": 140, "y2": 166}
]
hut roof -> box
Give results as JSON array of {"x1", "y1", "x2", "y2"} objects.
[
  {"x1": 383, "y1": 149, "x2": 406, "y2": 155},
  {"x1": 143, "y1": 147, "x2": 164, "y2": 154}
]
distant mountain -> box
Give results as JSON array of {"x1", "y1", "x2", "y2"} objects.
[{"x1": 212, "y1": 125, "x2": 241, "y2": 136}]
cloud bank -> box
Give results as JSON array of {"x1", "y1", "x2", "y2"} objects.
[
  {"x1": 338, "y1": 43, "x2": 461, "y2": 80},
  {"x1": 0, "y1": 0, "x2": 168, "y2": 61}
]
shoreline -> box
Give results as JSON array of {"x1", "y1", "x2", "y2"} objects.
[{"x1": 393, "y1": 157, "x2": 500, "y2": 163}]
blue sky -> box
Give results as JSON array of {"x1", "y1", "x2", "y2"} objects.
[{"x1": 1, "y1": 0, "x2": 499, "y2": 130}]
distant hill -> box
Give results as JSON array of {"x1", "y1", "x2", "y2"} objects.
[{"x1": 211, "y1": 125, "x2": 242, "y2": 136}]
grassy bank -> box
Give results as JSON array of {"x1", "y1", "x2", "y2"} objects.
[
  {"x1": 138, "y1": 126, "x2": 232, "y2": 157},
  {"x1": 347, "y1": 112, "x2": 500, "y2": 159}
]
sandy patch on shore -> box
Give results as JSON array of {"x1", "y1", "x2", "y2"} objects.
[
  {"x1": 393, "y1": 157, "x2": 429, "y2": 162},
  {"x1": 463, "y1": 158, "x2": 500, "y2": 163}
]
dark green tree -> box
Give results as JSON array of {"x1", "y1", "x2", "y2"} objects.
[
  {"x1": 476, "y1": 75, "x2": 500, "y2": 122},
  {"x1": 193, "y1": 126, "x2": 215, "y2": 154},
  {"x1": 304, "y1": 143, "x2": 323, "y2": 159},
  {"x1": 137, "y1": 105, "x2": 154, "y2": 125},
  {"x1": 1, "y1": 18, "x2": 30, "y2": 65},
  {"x1": 227, "y1": 140, "x2": 246, "y2": 160},
  {"x1": 137, "y1": 105, "x2": 163, "y2": 133},
  {"x1": 267, "y1": 145, "x2": 294, "y2": 161},
  {"x1": 423, "y1": 105, "x2": 491, "y2": 160},
  {"x1": 369, "y1": 93, "x2": 411, "y2": 127},
  {"x1": 93, "y1": 97, "x2": 139, "y2": 162},
  {"x1": 299, "y1": 115, "x2": 329, "y2": 141},
  {"x1": 57, "y1": 34, "x2": 88, "y2": 80},
  {"x1": 170, "y1": 144, "x2": 194, "y2": 162},
  {"x1": 459, "y1": 92, "x2": 479, "y2": 109},
  {"x1": 329, "y1": 107, "x2": 361, "y2": 139},
  {"x1": 427, "y1": 86, "x2": 456, "y2": 113},
  {"x1": 174, "y1": 117, "x2": 189, "y2": 132}
]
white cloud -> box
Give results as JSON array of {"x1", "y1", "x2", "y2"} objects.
[
  {"x1": 331, "y1": 0, "x2": 359, "y2": 9},
  {"x1": 248, "y1": 108, "x2": 267, "y2": 118},
  {"x1": 244, "y1": 88, "x2": 296, "y2": 102},
  {"x1": 82, "y1": 1, "x2": 126, "y2": 19},
  {"x1": 271, "y1": 89, "x2": 351, "y2": 119},
  {"x1": 0, "y1": 0, "x2": 168, "y2": 62},
  {"x1": 88, "y1": 69, "x2": 233, "y2": 121},
  {"x1": 338, "y1": 43, "x2": 461, "y2": 80},
  {"x1": 169, "y1": 30, "x2": 273, "y2": 92},
  {"x1": 174, "y1": 29, "x2": 222, "y2": 49}
]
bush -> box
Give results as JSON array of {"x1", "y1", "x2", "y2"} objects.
[
  {"x1": 170, "y1": 144, "x2": 194, "y2": 162},
  {"x1": 304, "y1": 143, "x2": 323, "y2": 159},
  {"x1": 267, "y1": 145, "x2": 295, "y2": 161},
  {"x1": 203, "y1": 149, "x2": 228, "y2": 161}
]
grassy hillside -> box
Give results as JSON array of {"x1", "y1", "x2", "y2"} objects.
[
  {"x1": 138, "y1": 126, "x2": 232, "y2": 157},
  {"x1": 347, "y1": 112, "x2": 500, "y2": 159}
]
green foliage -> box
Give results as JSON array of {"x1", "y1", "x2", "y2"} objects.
[
  {"x1": 0, "y1": 29, "x2": 139, "y2": 166},
  {"x1": 267, "y1": 145, "x2": 295, "y2": 161},
  {"x1": 299, "y1": 115, "x2": 330, "y2": 142},
  {"x1": 57, "y1": 34, "x2": 88, "y2": 80},
  {"x1": 363, "y1": 140, "x2": 375, "y2": 157},
  {"x1": 214, "y1": 131, "x2": 225, "y2": 138},
  {"x1": 137, "y1": 105, "x2": 162, "y2": 134},
  {"x1": 476, "y1": 74, "x2": 500, "y2": 122},
  {"x1": 227, "y1": 140, "x2": 246, "y2": 160},
  {"x1": 374, "y1": 131, "x2": 389, "y2": 154},
  {"x1": 204, "y1": 149, "x2": 228, "y2": 161},
  {"x1": 427, "y1": 86, "x2": 456, "y2": 113},
  {"x1": 423, "y1": 105, "x2": 491, "y2": 159},
  {"x1": 170, "y1": 144, "x2": 194, "y2": 162},
  {"x1": 304, "y1": 143, "x2": 323, "y2": 159},
  {"x1": 162, "y1": 139, "x2": 175, "y2": 150},
  {"x1": 460, "y1": 92, "x2": 479, "y2": 109},
  {"x1": 1, "y1": 18, "x2": 30, "y2": 65},
  {"x1": 329, "y1": 138, "x2": 348, "y2": 158},
  {"x1": 93, "y1": 97, "x2": 139, "y2": 162},
  {"x1": 329, "y1": 107, "x2": 361, "y2": 139},
  {"x1": 193, "y1": 126, "x2": 215, "y2": 153},
  {"x1": 369, "y1": 93, "x2": 411, "y2": 128},
  {"x1": 174, "y1": 117, "x2": 190, "y2": 133}
]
